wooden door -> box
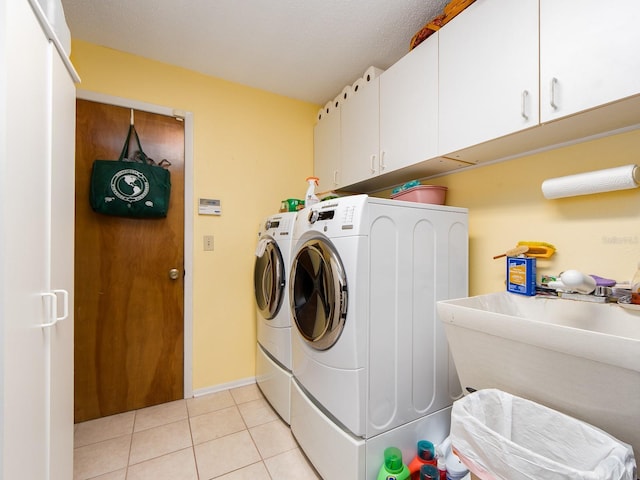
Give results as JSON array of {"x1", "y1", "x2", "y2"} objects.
[{"x1": 74, "y1": 99, "x2": 185, "y2": 422}]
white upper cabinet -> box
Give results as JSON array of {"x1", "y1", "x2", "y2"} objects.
[
  {"x1": 540, "y1": 0, "x2": 640, "y2": 122},
  {"x1": 340, "y1": 78, "x2": 381, "y2": 187},
  {"x1": 379, "y1": 33, "x2": 439, "y2": 174},
  {"x1": 338, "y1": 34, "x2": 440, "y2": 189},
  {"x1": 438, "y1": 0, "x2": 539, "y2": 158},
  {"x1": 314, "y1": 0, "x2": 640, "y2": 192},
  {"x1": 314, "y1": 106, "x2": 341, "y2": 193}
]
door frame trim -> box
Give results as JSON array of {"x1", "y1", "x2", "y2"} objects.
[{"x1": 75, "y1": 89, "x2": 194, "y2": 398}]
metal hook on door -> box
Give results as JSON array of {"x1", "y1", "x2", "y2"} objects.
[{"x1": 130, "y1": 109, "x2": 135, "y2": 125}]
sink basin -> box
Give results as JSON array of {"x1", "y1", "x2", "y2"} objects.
[{"x1": 437, "y1": 292, "x2": 640, "y2": 458}]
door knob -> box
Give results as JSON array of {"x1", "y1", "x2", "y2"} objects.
[{"x1": 169, "y1": 268, "x2": 180, "y2": 280}]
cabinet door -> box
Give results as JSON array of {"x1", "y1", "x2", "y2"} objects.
[
  {"x1": 314, "y1": 107, "x2": 341, "y2": 192},
  {"x1": 49, "y1": 46, "x2": 76, "y2": 480},
  {"x1": 340, "y1": 78, "x2": 380, "y2": 187},
  {"x1": 380, "y1": 33, "x2": 438, "y2": 173},
  {"x1": 439, "y1": 0, "x2": 539, "y2": 157},
  {"x1": 540, "y1": 0, "x2": 640, "y2": 122},
  {"x1": 2, "y1": 1, "x2": 50, "y2": 478}
]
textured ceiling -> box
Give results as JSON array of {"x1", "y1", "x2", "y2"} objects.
[{"x1": 61, "y1": 0, "x2": 448, "y2": 105}]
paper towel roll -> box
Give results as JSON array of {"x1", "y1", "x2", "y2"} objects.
[
  {"x1": 541, "y1": 164, "x2": 639, "y2": 199},
  {"x1": 363, "y1": 66, "x2": 384, "y2": 83},
  {"x1": 352, "y1": 77, "x2": 365, "y2": 94}
]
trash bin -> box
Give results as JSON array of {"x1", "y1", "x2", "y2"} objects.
[{"x1": 450, "y1": 389, "x2": 637, "y2": 480}]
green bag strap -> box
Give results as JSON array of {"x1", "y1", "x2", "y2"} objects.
[{"x1": 118, "y1": 125, "x2": 149, "y2": 163}]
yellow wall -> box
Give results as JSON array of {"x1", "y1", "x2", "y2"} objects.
[
  {"x1": 70, "y1": 40, "x2": 318, "y2": 390},
  {"x1": 71, "y1": 40, "x2": 640, "y2": 392},
  {"x1": 430, "y1": 129, "x2": 640, "y2": 295}
]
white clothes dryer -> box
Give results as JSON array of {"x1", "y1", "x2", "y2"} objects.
[
  {"x1": 254, "y1": 211, "x2": 296, "y2": 424},
  {"x1": 288, "y1": 194, "x2": 468, "y2": 480}
]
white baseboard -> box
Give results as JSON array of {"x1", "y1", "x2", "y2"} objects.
[{"x1": 191, "y1": 376, "x2": 257, "y2": 398}]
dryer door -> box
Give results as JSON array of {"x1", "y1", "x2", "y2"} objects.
[
  {"x1": 254, "y1": 238, "x2": 285, "y2": 320},
  {"x1": 290, "y1": 237, "x2": 348, "y2": 350}
]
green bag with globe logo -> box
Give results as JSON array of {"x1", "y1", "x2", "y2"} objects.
[{"x1": 90, "y1": 125, "x2": 171, "y2": 218}]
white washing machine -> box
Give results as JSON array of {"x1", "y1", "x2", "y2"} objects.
[
  {"x1": 254, "y1": 211, "x2": 296, "y2": 424},
  {"x1": 288, "y1": 194, "x2": 468, "y2": 479}
]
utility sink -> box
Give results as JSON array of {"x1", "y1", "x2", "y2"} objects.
[{"x1": 437, "y1": 292, "x2": 640, "y2": 458}]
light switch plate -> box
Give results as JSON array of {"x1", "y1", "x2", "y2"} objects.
[{"x1": 203, "y1": 235, "x2": 214, "y2": 251}]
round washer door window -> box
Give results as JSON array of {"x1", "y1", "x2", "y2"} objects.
[
  {"x1": 290, "y1": 237, "x2": 348, "y2": 350},
  {"x1": 254, "y1": 238, "x2": 285, "y2": 320}
]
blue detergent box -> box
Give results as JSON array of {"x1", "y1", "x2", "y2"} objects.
[{"x1": 506, "y1": 256, "x2": 536, "y2": 296}]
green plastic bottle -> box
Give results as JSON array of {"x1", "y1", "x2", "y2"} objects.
[{"x1": 377, "y1": 446, "x2": 410, "y2": 480}]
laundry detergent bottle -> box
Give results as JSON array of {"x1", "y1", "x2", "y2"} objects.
[
  {"x1": 419, "y1": 464, "x2": 441, "y2": 480},
  {"x1": 304, "y1": 176, "x2": 319, "y2": 207},
  {"x1": 408, "y1": 440, "x2": 437, "y2": 479},
  {"x1": 377, "y1": 447, "x2": 410, "y2": 480}
]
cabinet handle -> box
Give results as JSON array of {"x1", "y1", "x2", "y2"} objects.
[
  {"x1": 41, "y1": 292, "x2": 58, "y2": 328},
  {"x1": 380, "y1": 151, "x2": 386, "y2": 171},
  {"x1": 370, "y1": 154, "x2": 377, "y2": 174},
  {"x1": 41, "y1": 289, "x2": 69, "y2": 328},
  {"x1": 521, "y1": 90, "x2": 529, "y2": 120},
  {"x1": 333, "y1": 170, "x2": 338, "y2": 186},
  {"x1": 53, "y1": 289, "x2": 69, "y2": 322},
  {"x1": 550, "y1": 77, "x2": 559, "y2": 110}
]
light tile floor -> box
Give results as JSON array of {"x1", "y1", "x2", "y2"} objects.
[{"x1": 74, "y1": 383, "x2": 322, "y2": 480}]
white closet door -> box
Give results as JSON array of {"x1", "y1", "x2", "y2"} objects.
[
  {"x1": 49, "y1": 43, "x2": 75, "y2": 480},
  {"x1": 1, "y1": 0, "x2": 51, "y2": 478}
]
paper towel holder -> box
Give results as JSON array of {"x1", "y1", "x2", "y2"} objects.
[{"x1": 541, "y1": 164, "x2": 640, "y2": 199}]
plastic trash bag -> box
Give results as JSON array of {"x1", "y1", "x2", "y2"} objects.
[{"x1": 450, "y1": 389, "x2": 636, "y2": 480}]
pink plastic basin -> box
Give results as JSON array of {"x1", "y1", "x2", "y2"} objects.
[{"x1": 391, "y1": 185, "x2": 447, "y2": 205}]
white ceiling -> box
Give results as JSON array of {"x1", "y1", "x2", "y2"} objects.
[{"x1": 60, "y1": 0, "x2": 448, "y2": 105}]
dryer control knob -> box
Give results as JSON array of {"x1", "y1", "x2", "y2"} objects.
[
  {"x1": 308, "y1": 210, "x2": 319, "y2": 224},
  {"x1": 264, "y1": 220, "x2": 272, "y2": 230}
]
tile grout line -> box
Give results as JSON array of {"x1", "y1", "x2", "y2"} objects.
[
  {"x1": 229, "y1": 385, "x2": 275, "y2": 479},
  {"x1": 186, "y1": 400, "x2": 202, "y2": 480},
  {"x1": 124, "y1": 409, "x2": 137, "y2": 479},
  {"x1": 231, "y1": 388, "x2": 273, "y2": 479}
]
